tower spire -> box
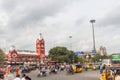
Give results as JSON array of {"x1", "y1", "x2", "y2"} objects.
[{"x1": 39, "y1": 33, "x2": 43, "y2": 40}]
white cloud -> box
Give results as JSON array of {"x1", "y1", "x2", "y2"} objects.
[{"x1": 0, "y1": 0, "x2": 120, "y2": 54}]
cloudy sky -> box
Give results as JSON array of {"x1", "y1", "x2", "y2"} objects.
[{"x1": 0, "y1": 0, "x2": 120, "y2": 54}]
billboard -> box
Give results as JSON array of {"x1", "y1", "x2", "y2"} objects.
[{"x1": 112, "y1": 54, "x2": 120, "y2": 61}]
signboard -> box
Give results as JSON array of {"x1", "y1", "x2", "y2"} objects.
[
  {"x1": 91, "y1": 50, "x2": 95, "y2": 54},
  {"x1": 74, "y1": 51, "x2": 83, "y2": 55},
  {"x1": 112, "y1": 54, "x2": 120, "y2": 61}
]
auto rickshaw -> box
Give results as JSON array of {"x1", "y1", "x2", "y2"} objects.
[
  {"x1": 72, "y1": 64, "x2": 83, "y2": 73},
  {"x1": 86, "y1": 64, "x2": 93, "y2": 69},
  {"x1": 100, "y1": 68, "x2": 115, "y2": 80}
]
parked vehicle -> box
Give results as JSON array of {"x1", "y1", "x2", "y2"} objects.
[{"x1": 72, "y1": 64, "x2": 83, "y2": 73}]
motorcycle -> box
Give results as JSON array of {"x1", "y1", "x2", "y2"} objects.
[
  {"x1": 66, "y1": 68, "x2": 74, "y2": 75},
  {"x1": 37, "y1": 71, "x2": 47, "y2": 77},
  {"x1": 85, "y1": 67, "x2": 88, "y2": 71},
  {"x1": 49, "y1": 69, "x2": 57, "y2": 74}
]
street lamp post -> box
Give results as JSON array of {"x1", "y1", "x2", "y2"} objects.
[
  {"x1": 69, "y1": 36, "x2": 74, "y2": 64},
  {"x1": 90, "y1": 19, "x2": 96, "y2": 54},
  {"x1": 69, "y1": 36, "x2": 72, "y2": 50}
]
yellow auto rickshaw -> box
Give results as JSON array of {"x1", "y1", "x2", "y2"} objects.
[
  {"x1": 72, "y1": 64, "x2": 83, "y2": 73},
  {"x1": 100, "y1": 69, "x2": 115, "y2": 80},
  {"x1": 86, "y1": 64, "x2": 93, "y2": 69}
]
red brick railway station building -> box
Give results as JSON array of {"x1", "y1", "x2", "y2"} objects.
[{"x1": 5, "y1": 33, "x2": 49, "y2": 65}]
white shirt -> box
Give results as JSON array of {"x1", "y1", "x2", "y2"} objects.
[
  {"x1": 21, "y1": 77, "x2": 25, "y2": 80},
  {"x1": 115, "y1": 75, "x2": 120, "y2": 80},
  {"x1": 14, "y1": 77, "x2": 21, "y2": 80},
  {"x1": 110, "y1": 70, "x2": 114, "y2": 76}
]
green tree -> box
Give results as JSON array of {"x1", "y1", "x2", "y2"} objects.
[
  {"x1": 0, "y1": 49, "x2": 5, "y2": 66},
  {"x1": 65, "y1": 50, "x2": 74, "y2": 63},
  {"x1": 91, "y1": 54, "x2": 108, "y2": 62},
  {"x1": 48, "y1": 46, "x2": 76, "y2": 63},
  {"x1": 77, "y1": 55, "x2": 84, "y2": 64},
  {"x1": 91, "y1": 54, "x2": 101, "y2": 62},
  {"x1": 107, "y1": 54, "x2": 112, "y2": 59}
]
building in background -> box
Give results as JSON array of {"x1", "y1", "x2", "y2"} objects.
[
  {"x1": 97, "y1": 46, "x2": 107, "y2": 56},
  {"x1": 5, "y1": 33, "x2": 49, "y2": 65},
  {"x1": 74, "y1": 46, "x2": 108, "y2": 62}
]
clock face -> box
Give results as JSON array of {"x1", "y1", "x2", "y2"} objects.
[{"x1": 12, "y1": 53, "x2": 17, "y2": 61}]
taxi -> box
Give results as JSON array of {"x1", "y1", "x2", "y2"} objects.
[{"x1": 72, "y1": 64, "x2": 83, "y2": 73}]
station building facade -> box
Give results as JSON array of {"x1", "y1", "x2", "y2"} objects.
[{"x1": 5, "y1": 33, "x2": 49, "y2": 65}]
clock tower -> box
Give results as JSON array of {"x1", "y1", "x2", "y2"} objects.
[{"x1": 36, "y1": 33, "x2": 45, "y2": 61}]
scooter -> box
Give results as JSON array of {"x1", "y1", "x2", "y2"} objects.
[
  {"x1": 66, "y1": 69, "x2": 74, "y2": 75},
  {"x1": 85, "y1": 67, "x2": 88, "y2": 71},
  {"x1": 49, "y1": 69, "x2": 57, "y2": 74},
  {"x1": 37, "y1": 71, "x2": 47, "y2": 77}
]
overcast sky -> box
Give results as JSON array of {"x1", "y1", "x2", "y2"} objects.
[{"x1": 0, "y1": 0, "x2": 120, "y2": 54}]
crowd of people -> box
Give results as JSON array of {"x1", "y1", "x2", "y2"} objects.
[
  {"x1": 0, "y1": 63, "x2": 102, "y2": 80},
  {"x1": 109, "y1": 68, "x2": 120, "y2": 80},
  {"x1": 38, "y1": 63, "x2": 73, "y2": 75},
  {"x1": 0, "y1": 63, "x2": 75, "y2": 80},
  {"x1": 100, "y1": 64, "x2": 120, "y2": 80},
  {"x1": 3, "y1": 63, "x2": 120, "y2": 80},
  {"x1": 13, "y1": 74, "x2": 31, "y2": 80},
  {"x1": 0, "y1": 65, "x2": 35, "y2": 80}
]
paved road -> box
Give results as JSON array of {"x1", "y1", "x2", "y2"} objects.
[
  {"x1": 5, "y1": 70, "x2": 101, "y2": 80},
  {"x1": 28, "y1": 70, "x2": 101, "y2": 80}
]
